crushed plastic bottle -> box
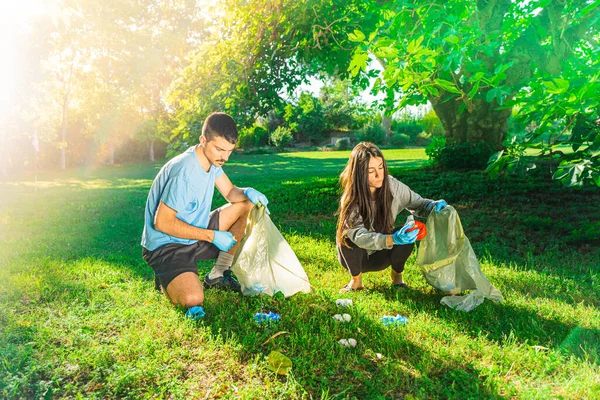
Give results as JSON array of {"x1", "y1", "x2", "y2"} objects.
[
  {"x1": 338, "y1": 338, "x2": 357, "y2": 347},
  {"x1": 336, "y1": 299, "x2": 353, "y2": 308},
  {"x1": 380, "y1": 314, "x2": 408, "y2": 326},
  {"x1": 405, "y1": 215, "x2": 427, "y2": 240},
  {"x1": 332, "y1": 313, "x2": 352, "y2": 322},
  {"x1": 253, "y1": 311, "x2": 281, "y2": 323}
]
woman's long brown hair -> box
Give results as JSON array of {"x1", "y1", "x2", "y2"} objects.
[{"x1": 336, "y1": 142, "x2": 394, "y2": 247}]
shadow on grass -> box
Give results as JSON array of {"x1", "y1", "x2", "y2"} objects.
[{"x1": 196, "y1": 287, "x2": 504, "y2": 399}]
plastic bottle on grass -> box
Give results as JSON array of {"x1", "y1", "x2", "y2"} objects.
[
  {"x1": 253, "y1": 311, "x2": 281, "y2": 323},
  {"x1": 381, "y1": 314, "x2": 408, "y2": 326}
]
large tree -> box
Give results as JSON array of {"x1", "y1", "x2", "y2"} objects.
[
  {"x1": 347, "y1": 0, "x2": 599, "y2": 182},
  {"x1": 166, "y1": 0, "x2": 372, "y2": 149}
]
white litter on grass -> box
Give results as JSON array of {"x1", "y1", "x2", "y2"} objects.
[
  {"x1": 338, "y1": 338, "x2": 357, "y2": 347},
  {"x1": 336, "y1": 299, "x2": 353, "y2": 308},
  {"x1": 332, "y1": 313, "x2": 351, "y2": 322}
]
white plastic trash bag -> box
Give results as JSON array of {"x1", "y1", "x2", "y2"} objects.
[
  {"x1": 416, "y1": 206, "x2": 503, "y2": 311},
  {"x1": 230, "y1": 205, "x2": 313, "y2": 297}
]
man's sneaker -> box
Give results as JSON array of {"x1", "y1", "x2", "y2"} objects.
[{"x1": 203, "y1": 270, "x2": 242, "y2": 293}]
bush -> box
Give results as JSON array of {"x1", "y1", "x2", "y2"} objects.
[
  {"x1": 421, "y1": 110, "x2": 444, "y2": 136},
  {"x1": 237, "y1": 124, "x2": 269, "y2": 150},
  {"x1": 270, "y1": 126, "x2": 293, "y2": 149},
  {"x1": 335, "y1": 138, "x2": 351, "y2": 150},
  {"x1": 392, "y1": 120, "x2": 423, "y2": 143},
  {"x1": 389, "y1": 133, "x2": 411, "y2": 148},
  {"x1": 415, "y1": 131, "x2": 433, "y2": 146},
  {"x1": 284, "y1": 93, "x2": 326, "y2": 144},
  {"x1": 356, "y1": 122, "x2": 386, "y2": 145},
  {"x1": 427, "y1": 137, "x2": 496, "y2": 170},
  {"x1": 425, "y1": 136, "x2": 446, "y2": 165}
]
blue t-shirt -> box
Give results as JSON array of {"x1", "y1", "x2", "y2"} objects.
[{"x1": 141, "y1": 146, "x2": 224, "y2": 251}]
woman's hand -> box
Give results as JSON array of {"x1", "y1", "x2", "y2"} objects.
[{"x1": 392, "y1": 222, "x2": 419, "y2": 245}]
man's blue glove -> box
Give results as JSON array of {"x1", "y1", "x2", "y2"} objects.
[
  {"x1": 435, "y1": 200, "x2": 448, "y2": 212},
  {"x1": 212, "y1": 230, "x2": 236, "y2": 252},
  {"x1": 392, "y1": 221, "x2": 419, "y2": 245},
  {"x1": 185, "y1": 306, "x2": 205, "y2": 320},
  {"x1": 244, "y1": 187, "x2": 270, "y2": 214}
]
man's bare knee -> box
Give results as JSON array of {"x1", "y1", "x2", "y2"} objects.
[{"x1": 179, "y1": 293, "x2": 204, "y2": 308}]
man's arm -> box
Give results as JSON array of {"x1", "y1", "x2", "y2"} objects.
[
  {"x1": 154, "y1": 201, "x2": 214, "y2": 242},
  {"x1": 215, "y1": 173, "x2": 247, "y2": 203}
]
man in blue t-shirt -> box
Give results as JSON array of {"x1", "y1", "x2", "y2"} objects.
[{"x1": 141, "y1": 112, "x2": 269, "y2": 318}]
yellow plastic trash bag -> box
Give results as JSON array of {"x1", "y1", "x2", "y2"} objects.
[
  {"x1": 230, "y1": 205, "x2": 313, "y2": 297},
  {"x1": 416, "y1": 206, "x2": 503, "y2": 311}
]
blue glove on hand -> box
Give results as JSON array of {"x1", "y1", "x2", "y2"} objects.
[
  {"x1": 244, "y1": 187, "x2": 270, "y2": 214},
  {"x1": 435, "y1": 200, "x2": 448, "y2": 212},
  {"x1": 392, "y1": 221, "x2": 419, "y2": 245},
  {"x1": 212, "y1": 230, "x2": 236, "y2": 252}
]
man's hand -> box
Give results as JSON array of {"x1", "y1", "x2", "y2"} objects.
[
  {"x1": 212, "y1": 230, "x2": 237, "y2": 252},
  {"x1": 244, "y1": 188, "x2": 270, "y2": 214},
  {"x1": 392, "y1": 221, "x2": 419, "y2": 245},
  {"x1": 435, "y1": 200, "x2": 448, "y2": 212}
]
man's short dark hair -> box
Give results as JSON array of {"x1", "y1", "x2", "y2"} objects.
[{"x1": 202, "y1": 112, "x2": 238, "y2": 144}]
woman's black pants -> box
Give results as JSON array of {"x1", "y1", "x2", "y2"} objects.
[{"x1": 337, "y1": 239, "x2": 414, "y2": 277}]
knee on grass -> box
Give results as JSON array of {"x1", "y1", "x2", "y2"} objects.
[{"x1": 178, "y1": 293, "x2": 204, "y2": 308}]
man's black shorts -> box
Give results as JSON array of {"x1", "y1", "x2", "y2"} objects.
[{"x1": 142, "y1": 208, "x2": 221, "y2": 290}]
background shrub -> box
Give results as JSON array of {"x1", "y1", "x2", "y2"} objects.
[
  {"x1": 392, "y1": 120, "x2": 423, "y2": 143},
  {"x1": 270, "y1": 126, "x2": 293, "y2": 149},
  {"x1": 335, "y1": 138, "x2": 351, "y2": 150},
  {"x1": 427, "y1": 137, "x2": 496, "y2": 170},
  {"x1": 421, "y1": 110, "x2": 444, "y2": 136},
  {"x1": 237, "y1": 124, "x2": 269, "y2": 150},
  {"x1": 356, "y1": 122, "x2": 386, "y2": 145},
  {"x1": 389, "y1": 133, "x2": 411, "y2": 148}
]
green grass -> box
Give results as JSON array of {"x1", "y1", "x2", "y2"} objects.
[{"x1": 1, "y1": 148, "x2": 599, "y2": 399}]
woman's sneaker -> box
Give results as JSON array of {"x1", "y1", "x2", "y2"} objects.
[{"x1": 203, "y1": 270, "x2": 242, "y2": 293}]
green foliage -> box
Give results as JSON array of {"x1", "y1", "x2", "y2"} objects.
[
  {"x1": 356, "y1": 121, "x2": 386, "y2": 145},
  {"x1": 284, "y1": 93, "x2": 326, "y2": 144},
  {"x1": 392, "y1": 120, "x2": 423, "y2": 143},
  {"x1": 390, "y1": 133, "x2": 411, "y2": 148},
  {"x1": 264, "y1": 109, "x2": 285, "y2": 133},
  {"x1": 335, "y1": 137, "x2": 352, "y2": 150},
  {"x1": 269, "y1": 126, "x2": 293, "y2": 150},
  {"x1": 238, "y1": 124, "x2": 269, "y2": 150},
  {"x1": 425, "y1": 136, "x2": 446, "y2": 166},
  {"x1": 428, "y1": 137, "x2": 496, "y2": 170},
  {"x1": 440, "y1": 141, "x2": 497, "y2": 170},
  {"x1": 420, "y1": 111, "x2": 444, "y2": 137},
  {"x1": 415, "y1": 131, "x2": 433, "y2": 146},
  {"x1": 345, "y1": 0, "x2": 599, "y2": 183},
  {"x1": 284, "y1": 93, "x2": 325, "y2": 143},
  {"x1": 320, "y1": 78, "x2": 370, "y2": 131}
]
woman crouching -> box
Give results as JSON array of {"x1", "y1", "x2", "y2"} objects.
[{"x1": 336, "y1": 142, "x2": 447, "y2": 293}]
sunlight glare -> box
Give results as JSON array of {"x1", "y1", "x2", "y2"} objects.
[{"x1": 0, "y1": 1, "x2": 48, "y2": 108}]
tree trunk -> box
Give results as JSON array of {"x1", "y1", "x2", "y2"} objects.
[
  {"x1": 381, "y1": 114, "x2": 392, "y2": 138},
  {"x1": 149, "y1": 139, "x2": 155, "y2": 162},
  {"x1": 430, "y1": 97, "x2": 511, "y2": 150}
]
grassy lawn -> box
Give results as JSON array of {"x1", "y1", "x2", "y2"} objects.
[{"x1": 1, "y1": 148, "x2": 599, "y2": 399}]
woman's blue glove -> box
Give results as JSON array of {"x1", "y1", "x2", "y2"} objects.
[
  {"x1": 392, "y1": 222, "x2": 419, "y2": 245},
  {"x1": 244, "y1": 188, "x2": 270, "y2": 214},
  {"x1": 435, "y1": 200, "x2": 448, "y2": 212},
  {"x1": 212, "y1": 230, "x2": 236, "y2": 252}
]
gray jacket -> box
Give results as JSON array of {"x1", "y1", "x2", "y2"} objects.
[{"x1": 346, "y1": 175, "x2": 437, "y2": 252}]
